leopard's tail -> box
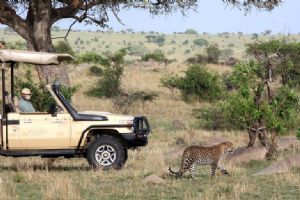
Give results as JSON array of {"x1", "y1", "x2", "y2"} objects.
[{"x1": 168, "y1": 167, "x2": 183, "y2": 177}]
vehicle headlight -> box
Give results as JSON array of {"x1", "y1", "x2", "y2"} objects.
[{"x1": 119, "y1": 120, "x2": 134, "y2": 126}]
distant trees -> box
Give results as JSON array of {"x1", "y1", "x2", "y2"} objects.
[
  {"x1": 145, "y1": 35, "x2": 166, "y2": 46},
  {"x1": 193, "y1": 38, "x2": 209, "y2": 47},
  {"x1": 184, "y1": 29, "x2": 198, "y2": 34}
]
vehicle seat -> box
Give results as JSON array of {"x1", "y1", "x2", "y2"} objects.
[{"x1": 4, "y1": 91, "x2": 15, "y2": 113}]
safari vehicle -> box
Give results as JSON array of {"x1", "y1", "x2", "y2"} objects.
[{"x1": 0, "y1": 49, "x2": 151, "y2": 169}]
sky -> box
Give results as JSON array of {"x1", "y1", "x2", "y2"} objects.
[
  {"x1": 1, "y1": 0, "x2": 299, "y2": 34},
  {"x1": 53, "y1": 0, "x2": 300, "y2": 34}
]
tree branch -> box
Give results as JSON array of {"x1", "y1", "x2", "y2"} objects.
[{"x1": 0, "y1": 0, "x2": 30, "y2": 42}]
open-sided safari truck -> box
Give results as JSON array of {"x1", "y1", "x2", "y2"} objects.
[{"x1": 0, "y1": 49, "x2": 151, "y2": 169}]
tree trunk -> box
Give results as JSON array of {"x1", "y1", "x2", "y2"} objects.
[{"x1": 25, "y1": 0, "x2": 70, "y2": 85}]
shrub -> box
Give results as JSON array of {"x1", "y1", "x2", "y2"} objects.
[
  {"x1": 145, "y1": 35, "x2": 165, "y2": 46},
  {"x1": 186, "y1": 54, "x2": 207, "y2": 64},
  {"x1": 77, "y1": 52, "x2": 110, "y2": 66},
  {"x1": 182, "y1": 40, "x2": 189, "y2": 45},
  {"x1": 113, "y1": 91, "x2": 158, "y2": 114},
  {"x1": 206, "y1": 44, "x2": 221, "y2": 64},
  {"x1": 89, "y1": 66, "x2": 103, "y2": 76},
  {"x1": 54, "y1": 40, "x2": 75, "y2": 56},
  {"x1": 220, "y1": 48, "x2": 234, "y2": 58},
  {"x1": 161, "y1": 65, "x2": 223, "y2": 101},
  {"x1": 193, "y1": 38, "x2": 209, "y2": 47},
  {"x1": 141, "y1": 50, "x2": 168, "y2": 63},
  {"x1": 184, "y1": 29, "x2": 198, "y2": 34},
  {"x1": 6, "y1": 41, "x2": 27, "y2": 50},
  {"x1": 87, "y1": 49, "x2": 126, "y2": 98},
  {"x1": 193, "y1": 104, "x2": 229, "y2": 130},
  {"x1": 161, "y1": 75, "x2": 181, "y2": 92},
  {"x1": 126, "y1": 45, "x2": 148, "y2": 56}
]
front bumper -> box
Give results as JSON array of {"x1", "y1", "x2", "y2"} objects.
[{"x1": 122, "y1": 116, "x2": 151, "y2": 147}]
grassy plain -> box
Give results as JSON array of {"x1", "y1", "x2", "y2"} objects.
[{"x1": 0, "y1": 30, "x2": 300, "y2": 199}]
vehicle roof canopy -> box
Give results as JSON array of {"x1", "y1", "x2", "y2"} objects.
[{"x1": 0, "y1": 49, "x2": 74, "y2": 65}]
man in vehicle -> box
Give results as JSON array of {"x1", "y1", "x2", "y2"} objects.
[{"x1": 18, "y1": 88, "x2": 36, "y2": 112}]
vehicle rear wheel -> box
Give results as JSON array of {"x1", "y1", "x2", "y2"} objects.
[{"x1": 86, "y1": 135, "x2": 127, "y2": 170}]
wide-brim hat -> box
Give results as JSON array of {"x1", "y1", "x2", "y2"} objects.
[{"x1": 21, "y1": 88, "x2": 32, "y2": 95}]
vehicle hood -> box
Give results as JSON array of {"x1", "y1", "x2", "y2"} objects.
[{"x1": 78, "y1": 111, "x2": 134, "y2": 120}]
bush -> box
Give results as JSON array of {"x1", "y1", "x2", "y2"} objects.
[
  {"x1": 145, "y1": 35, "x2": 165, "y2": 46},
  {"x1": 77, "y1": 52, "x2": 110, "y2": 66},
  {"x1": 141, "y1": 50, "x2": 168, "y2": 63},
  {"x1": 161, "y1": 65, "x2": 223, "y2": 101},
  {"x1": 220, "y1": 48, "x2": 234, "y2": 58},
  {"x1": 15, "y1": 69, "x2": 77, "y2": 112},
  {"x1": 113, "y1": 91, "x2": 158, "y2": 114},
  {"x1": 6, "y1": 41, "x2": 27, "y2": 50},
  {"x1": 206, "y1": 44, "x2": 221, "y2": 64},
  {"x1": 87, "y1": 49, "x2": 126, "y2": 98},
  {"x1": 161, "y1": 75, "x2": 181, "y2": 92},
  {"x1": 193, "y1": 104, "x2": 229, "y2": 130},
  {"x1": 126, "y1": 45, "x2": 148, "y2": 56},
  {"x1": 89, "y1": 66, "x2": 103, "y2": 76},
  {"x1": 184, "y1": 29, "x2": 198, "y2": 34},
  {"x1": 186, "y1": 54, "x2": 207, "y2": 64},
  {"x1": 193, "y1": 38, "x2": 209, "y2": 47},
  {"x1": 54, "y1": 40, "x2": 75, "y2": 56}
]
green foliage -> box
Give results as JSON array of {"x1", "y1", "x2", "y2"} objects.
[
  {"x1": 193, "y1": 38, "x2": 209, "y2": 47},
  {"x1": 89, "y1": 65, "x2": 103, "y2": 76},
  {"x1": 221, "y1": 48, "x2": 234, "y2": 58},
  {"x1": 6, "y1": 41, "x2": 26, "y2": 50},
  {"x1": 54, "y1": 40, "x2": 75, "y2": 56},
  {"x1": 145, "y1": 35, "x2": 165, "y2": 46},
  {"x1": 184, "y1": 29, "x2": 198, "y2": 34},
  {"x1": 141, "y1": 50, "x2": 168, "y2": 63},
  {"x1": 15, "y1": 69, "x2": 77, "y2": 112},
  {"x1": 77, "y1": 52, "x2": 110, "y2": 66},
  {"x1": 247, "y1": 40, "x2": 300, "y2": 88},
  {"x1": 113, "y1": 91, "x2": 158, "y2": 114},
  {"x1": 206, "y1": 44, "x2": 221, "y2": 64},
  {"x1": 161, "y1": 75, "x2": 181, "y2": 91},
  {"x1": 193, "y1": 104, "x2": 229, "y2": 130},
  {"x1": 194, "y1": 60, "x2": 300, "y2": 135},
  {"x1": 87, "y1": 49, "x2": 126, "y2": 98},
  {"x1": 126, "y1": 44, "x2": 148, "y2": 56},
  {"x1": 161, "y1": 65, "x2": 223, "y2": 101},
  {"x1": 186, "y1": 54, "x2": 207, "y2": 64}
]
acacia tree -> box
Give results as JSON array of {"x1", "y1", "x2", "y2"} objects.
[
  {"x1": 224, "y1": 41, "x2": 300, "y2": 156},
  {"x1": 0, "y1": 0, "x2": 281, "y2": 84}
]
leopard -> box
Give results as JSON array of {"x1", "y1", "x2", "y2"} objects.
[{"x1": 169, "y1": 141, "x2": 234, "y2": 178}]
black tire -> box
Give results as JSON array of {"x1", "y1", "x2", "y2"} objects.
[{"x1": 86, "y1": 135, "x2": 127, "y2": 170}]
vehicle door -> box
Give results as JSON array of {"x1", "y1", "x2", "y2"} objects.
[{"x1": 19, "y1": 112, "x2": 72, "y2": 149}]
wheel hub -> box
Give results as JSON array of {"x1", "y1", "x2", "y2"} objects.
[{"x1": 95, "y1": 145, "x2": 117, "y2": 166}]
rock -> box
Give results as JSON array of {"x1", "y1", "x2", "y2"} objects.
[
  {"x1": 201, "y1": 137, "x2": 229, "y2": 147},
  {"x1": 254, "y1": 153, "x2": 300, "y2": 176},
  {"x1": 277, "y1": 136, "x2": 300, "y2": 151},
  {"x1": 143, "y1": 174, "x2": 166, "y2": 185},
  {"x1": 226, "y1": 146, "x2": 267, "y2": 164}
]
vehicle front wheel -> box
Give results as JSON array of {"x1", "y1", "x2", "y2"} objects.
[{"x1": 86, "y1": 135, "x2": 127, "y2": 170}]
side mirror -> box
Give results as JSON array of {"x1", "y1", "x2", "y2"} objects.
[{"x1": 49, "y1": 103, "x2": 58, "y2": 117}]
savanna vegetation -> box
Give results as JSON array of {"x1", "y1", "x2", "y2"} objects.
[{"x1": 0, "y1": 28, "x2": 300, "y2": 199}]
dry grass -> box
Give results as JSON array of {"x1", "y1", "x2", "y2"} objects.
[{"x1": 0, "y1": 129, "x2": 299, "y2": 200}]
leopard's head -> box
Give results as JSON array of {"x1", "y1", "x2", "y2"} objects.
[{"x1": 221, "y1": 141, "x2": 234, "y2": 154}]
